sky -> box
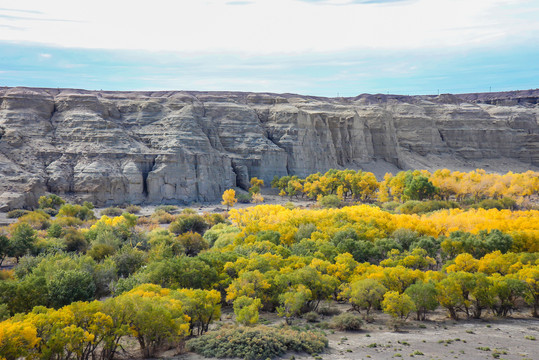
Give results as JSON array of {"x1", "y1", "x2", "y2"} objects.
[{"x1": 0, "y1": 0, "x2": 538, "y2": 97}]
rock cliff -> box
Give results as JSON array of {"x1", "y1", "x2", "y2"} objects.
[{"x1": 1, "y1": 87, "x2": 538, "y2": 210}]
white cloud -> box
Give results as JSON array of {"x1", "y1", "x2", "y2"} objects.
[
  {"x1": 0, "y1": 0, "x2": 537, "y2": 54},
  {"x1": 38, "y1": 53, "x2": 52, "y2": 59}
]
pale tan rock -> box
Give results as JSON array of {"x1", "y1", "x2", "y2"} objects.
[{"x1": 0, "y1": 87, "x2": 538, "y2": 210}]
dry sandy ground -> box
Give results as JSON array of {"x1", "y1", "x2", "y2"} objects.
[{"x1": 163, "y1": 303, "x2": 539, "y2": 360}]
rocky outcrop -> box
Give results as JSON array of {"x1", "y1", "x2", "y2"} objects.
[{"x1": 1, "y1": 87, "x2": 538, "y2": 210}]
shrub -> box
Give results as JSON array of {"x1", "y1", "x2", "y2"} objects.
[
  {"x1": 18, "y1": 211, "x2": 50, "y2": 230},
  {"x1": 304, "y1": 311, "x2": 319, "y2": 322},
  {"x1": 112, "y1": 275, "x2": 141, "y2": 295},
  {"x1": 318, "y1": 195, "x2": 342, "y2": 208},
  {"x1": 237, "y1": 192, "x2": 252, "y2": 204},
  {"x1": 317, "y1": 305, "x2": 341, "y2": 316},
  {"x1": 41, "y1": 207, "x2": 58, "y2": 217},
  {"x1": 203, "y1": 212, "x2": 226, "y2": 227},
  {"x1": 7, "y1": 209, "x2": 29, "y2": 218},
  {"x1": 38, "y1": 194, "x2": 65, "y2": 209},
  {"x1": 170, "y1": 214, "x2": 208, "y2": 235},
  {"x1": 284, "y1": 202, "x2": 295, "y2": 210},
  {"x1": 58, "y1": 204, "x2": 95, "y2": 220},
  {"x1": 234, "y1": 296, "x2": 262, "y2": 325},
  {"x1": 63, "y1": 227, "x2": 88, "y2": 252},
  {"x1": 177, "y1": 232, "x2": 209, "y2": 256},
  {"x1": 472, "y1": 197, "x2": 516, "y2": 210},
  {"x1": 295, "y1": 223, "x2": 317, "y2": 241},
  {"x1": 381, "y1": 201, "x2": 400, "y2": 212},
  {"x1": 0, "y1": 303, "x2": 9, "y2": 321},
  {"x1": 48, "y1": 269, "x2": 96, "y2": 308},
  {"x1": 155, "y1": 205, "x2": 178, "y2": 214},
  {"x1": 100, "y1": 207, "x2": 123, "y2": 217},
  {"x1": 397, "y1": 200, "x2": 458, "y2": 214},
  {"x1": 112, "y1": 246, "x2": 146, "y2": 277},
  {"x1": 0, "y1": 269, "x2": 14, "y2": 281},
  {"x1": 330, "y1": 313, "x2": 363, "y2": 331},
  {"x1": 82, "y1": 201, "x2": 95, "y2": 209},
  {"x1": 186, "y1": 326, "x2": 328, "y2": 360},
  {"x1": 150, "y1": 209, "x2": 176, "y2": 224},
  {"x1": 125, "y1": 204, "x2": 141, "y2": 214},
  {"x1": 87, "y1": 243, "x2": 116, "y2": 261}
]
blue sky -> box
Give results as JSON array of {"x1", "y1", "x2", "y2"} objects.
[{"x1": 0, "y1": 0, "x2": 538, "y2": 96}]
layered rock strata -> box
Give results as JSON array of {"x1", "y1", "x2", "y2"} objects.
[{"x1": 1, "y1": 87, "x2": 538, "y2": 210}]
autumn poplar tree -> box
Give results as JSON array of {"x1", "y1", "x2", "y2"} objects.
[{"x1": 221, "y1": 189, "x2": 237, "y2": 210}]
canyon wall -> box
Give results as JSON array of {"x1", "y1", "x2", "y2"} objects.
[{"x1": 1, "y1": 87, "x2": 538, "y2": 210}]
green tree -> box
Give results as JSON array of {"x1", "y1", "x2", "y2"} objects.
[
  {"x1": 177, "y1": 232, "x2": 209, "y2": 256},
  {"x1": 38, "y1": 194, "x2": 65, "y2": 209},
  {"x1": 404, "y1": 282, "x2": 438, "y2": 320},
  {"x1": 403, "y1": 176, "x2": 437, "y2": 201},
  {"x1": 233, "y1": 296, "x2": 262, "y2": 325},
  {"x1": 491, "y1": 276, "x2": 526, "y2": 317},
  {"x1": 10, "y1": 223, "x2": 37, "y2": 261},
  {"x1": 48, "y1": 269, "x2": 96, "y2": 308},
  {"x1": 175, "y1": 289, "x2": 221, "y2": 335},
  {"x1": 345, "y1": 278, "x2": 387, "y2": 318},
  {"x1": 0, "y1": 234, "x2": 11, "y2": 266},
  {"x1": 110, "y1": 288, "x2": 189, "y2": 358},
  {"x1": 112, "y1": 246, "x2": 146, "y2": 278},
  {"x1": 277, "y1": 285, "x2": 312, "y2": 324},
  {"x1": 469, "y1": 273, "x2": 495, "y2": 319},
  {"x1": 169, "y1": 214, "x2": 208, "y2": 235}
]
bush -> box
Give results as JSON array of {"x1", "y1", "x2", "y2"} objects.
[
  {"x1": 317, "y1": 305, "x2": 341, "y2": 316},
  {"x1": 304, "y1": 311, "x2": 319, "y2": 322},
  {"x1": 63, "y1": 227, "x2": 88, "y2": 252},
  {"x1": 186, "y1": 326, "x2": 328, "y2": 360},
  {"x1": 125, "y1": 204, "x2": 141, "y2": 214},
  {"x1": 170, "y1": 214, "x2": 208, "y2": 235},
  {"x1": 150, "y1": 209, "x2": 176, "y2": 224},
  {"x1": 112, "y1": 246, "x2": 146, "y2": 277},
  {"x1": 177, "y1": 232, "x2": 209, "y2": 256},
  {"x1": 330, "y1": 313, "x2": 363, "y2": 331},
  {"x1": 318, "y1": 195, "x2": 342, "y2": 208},
  {"x1": 41, "y1": 207, "x2": 58, "y2": 217},
  {"x1": 87, "y1": 243, "x2": 116, "y2": 261},
  {"x1": 472, "y1": 198, "x2": 516, "y2": 210},
  {"x1": 58, "y1": 204, "x2": 95, "y2": 221},
  {"x1": 48, "y1": 269, "x2": 96, "y2": 308},
  {"x1": 0, "y1": 303, "x2": 9, "y2": 321},
  {"x1": 397, "y1": 200, "x2": 458, "y2": 214},
  {"x1": 7, "y1": 209, "x2": 29, "y2": 218},
  {"x1": 234, "y1": 296, "x2": 262, "y2": 325},
  {"x1": 100, "y1": 207, "x2": 123, "y2": 217},
  {"x1": 381, "y1": 201, "x2": 400, "y2": 212},
  {"x1": 295, "y1": 223, "x2": 317, "y2": 241},
  {"x1": 237, "y1": 192, "x2": 252, "y2": 204},
  {"x1": 203, "y1": 212, "x2": 226, "y2": 227},
  {"x1": 155, "y1": 205, "x2": 178, "y2": 214},
  {"x1": 38, "y1": 194, "x2": 65, "y2": 209}
]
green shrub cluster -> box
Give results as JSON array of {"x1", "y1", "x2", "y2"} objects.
[
  {"x1": 6, "y1": 209, "x2": 29, "y2": 219},
  {"x1": 396, "y1": 200, "x2": 459, "y2": 214},
  {"x1": 100, "y1": 207, "x2": 124, "y2": 217},
  {"x1": 186, "y1": 326, "x2": 327, "y2": 360},
  {"x1": 330, "y1": 313, "x2": 363, "y2": 331}
]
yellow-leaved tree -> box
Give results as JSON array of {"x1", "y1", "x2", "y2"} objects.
[{"x1": 221, "y1": 189, "x2": 237, "y2": 210}]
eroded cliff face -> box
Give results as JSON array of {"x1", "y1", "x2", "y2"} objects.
[{"x1": 1, "y1": 87, "x2": 538, "y2": 210}]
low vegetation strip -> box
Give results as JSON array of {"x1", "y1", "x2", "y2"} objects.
[{"x1": 186, "y1": 325, "x2": 328, "y2": 360}]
